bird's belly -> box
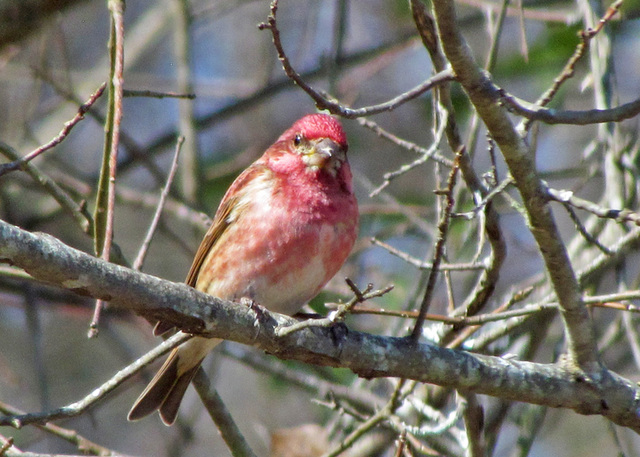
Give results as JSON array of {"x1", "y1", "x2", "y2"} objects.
[{"x1": 198, "y1": 214, "x2": 353, "y2": 316}]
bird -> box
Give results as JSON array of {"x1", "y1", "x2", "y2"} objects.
[{"x1": 128, "y1": 113, "x2": 359, "y2": 425}]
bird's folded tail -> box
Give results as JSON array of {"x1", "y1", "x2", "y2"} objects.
[{"x1": 128, "y1": 335, "x2": 221, "y2": 425}]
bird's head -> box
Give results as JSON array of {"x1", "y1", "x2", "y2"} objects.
[{"x1": 275, "y1": 113, "x2": 349, "y2": 176}]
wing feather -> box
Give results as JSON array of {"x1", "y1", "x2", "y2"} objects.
[{"x1": 185, "y1": 163, "x2": 270, "y2": 288}]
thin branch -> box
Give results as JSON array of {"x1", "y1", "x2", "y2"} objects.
[
  {"x1": 132, "y1": 136, "x2": 184, "y2": 271},
  {"x1": 370, "y1": 119, "x2": 448, "y2": 197},
  {"x1": 502, "y1": 91, "x2": 640, "y2": 126},
  {"x1": 192, "y1": 370, "x2": 258, "y2": 457},
  {"x1": 0, "y1": 83, "x2": 106, "y2": 178},
  {"x1": 275, "y1": 280, "x2": 393, "y2": 337},
  {"x1": 411, "y1": 148, "x2": 463, "y2": 340},
  {"x1": 371, "y1": 237, "x2": 487, "y2": 271},
  {"x1": 357, "y1": 117, "x2": 453, "y2": 167},
  {"x1": 258, "y1": 0, "x2": 454, "y2": 119},
  {"x1": 410, "y1": 0, "x2": 507, "y2": 325},
  {"x1": 559, "y1": 200, "x2": 613, "y2": 256},
  {"x1": 452, "y1": 176, "x2": 514, "y2": 220},
  {"x1": 0, "y1": 142, "x2": 94, "y2": 235},
  {"x1": 461, "y1": 393, "x2": 485, "y2": 457},
  {"x1": 403, "y1": 397, "x2": 466, "y2": 437},
  {"x1": 547, "y1": 187, "x2": 640, "y2": 226},
  {"x1": 323, "y1": 380, "x2": 408, "y2": 457},
  {"x1": 0, "y1": 332, "x2": 189, "y2": 427},
  {"x1": 123, "y1": 89, "x2": 195, "y2": 99},
  {"x1": 91, "y1": 0, "x2": 126, "y2": 338},
  {"x1": 138, "y1": 31, "x2": 421, "y2": 161},
  {"x1": 31, "y1": 67, "x2": 167, "y2": 185},
  {"x1": 0, "y1": 401, "x2": 125, "y2": 456},
  {"x1": 222, "y1": 344, "x2": 383, "y2": 414},
  {"x1": 517, "y1": 0, "x2": 624, "y2": 131},
  {"x1": 456, "y1": 0, "x2": 582, "y2": 23}
]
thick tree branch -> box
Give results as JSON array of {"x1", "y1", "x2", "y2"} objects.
[
  {"x1": 428, "y1": 0, "x2": 599, "y2": 369},
  {"x1": 1, "y1": 221, "x2": 640, "y2": 432}
]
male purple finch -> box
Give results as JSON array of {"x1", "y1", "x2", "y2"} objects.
[{"x1": 128, "y1": 113, "x2": 359, "y2": 425}]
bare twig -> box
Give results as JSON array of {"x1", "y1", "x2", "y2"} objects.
[
  {"x1": 0, "y1": 84, "x2": 106, "y2": 178},
  {"x1": 91, "y1": 0, "x2": 126, "y2": 338},
  {"x1": 502, "y1": 91, "x2": 640, "y2": 126},
  {"x1": 403, "y1": 397, "x2": 466, "y2": 437},
  {"x1": 223, "y1": 345, "x2": 383, "y2": 414},
  {"x1": 275, "y1": 280, "x2": 393, "y2": 337},
  {"x1": 371, "y1": 237, "x2": 486, "y2": 271},
  {"x1": 139, "y1": 32, "x2": 420, "y2": 160},
  {"x1": 0, "y1": 142, "x2": 94, "y2": 234},
  {"x1": 323, "y1": 380, "x2": 409, "y2": 457},
  {"x1": 461, "y1": 393, "x2": 485, "y2": 456},
  {"x1": 411, "y1": 0, "x2": 507, "y2": 325},
  {"x1": 559, "y1": 200, "x2": 613, "y2": 256},
  {"x1": 0, "y1": 401, "x2": 124, "y2": 456},
  {"x1": 456, "y1": 0, "x2": 582, "y2": 23},
  {"x1": 258, "y1": 0, "x2": 454, "y2": 119},
  {"x1": 31, "y1": 67, "x2": 167, "y2": 185},
  {"x1": 0, "y1": 332, "x2": 190, "y2": 428},
  {"x1": 0, "y1": 436, "x2": 13, "y2": 455},
  {"x1": 547, "y1": 187, "x2": 640, "y2": 227},
  {"x1": 357, "y1": 117, "x2": 453, "y2": 168},
  {"x1": 517, "y1": 0, "x2": 624, "y2": 131},
  {"x1": 370, "y1": 119, "x2": 448, "y2": 197},
  {"x1": 411, "y1": 148, "x2": 463, "y2": 340},
  {"x1": 132, "y1": 136, "x2": 184, "y2": 271},
  {"x1": 451, "y1": 176, "x2": 514, "y2": 220},
  {"x1": 123, "y1": 89, "x2": 195, "y2": 99},
  {"x1": 192, "y1": 370, "x2": 258, "y2": 457},
  {"x1": 431, "y1": 0, "x2": 599, "y2": 368}
]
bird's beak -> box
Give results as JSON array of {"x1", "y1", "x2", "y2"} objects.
[{"x1": 304, "y1": 138, "x2": 345, "y2": 169}]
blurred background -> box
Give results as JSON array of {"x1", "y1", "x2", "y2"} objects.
[{"x1": 0, "y1": 0, "x2": 639, "y2": 456}]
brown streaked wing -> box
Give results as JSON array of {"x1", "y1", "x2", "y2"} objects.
[{"x1": 184, "y1": 163, "x2": 270, "y2": 288}]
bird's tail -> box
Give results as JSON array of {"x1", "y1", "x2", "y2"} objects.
[{"x1": 128, "y1": 335, "x2": 221, "y2": 425}]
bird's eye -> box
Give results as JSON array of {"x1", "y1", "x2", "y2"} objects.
[{"x1": 293, "y1": 133, "x2": 303, "y2": 146}]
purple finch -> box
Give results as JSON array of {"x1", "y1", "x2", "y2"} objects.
[{"x1": 128, "y1": 114, "x2": 359, "y2": 425}]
